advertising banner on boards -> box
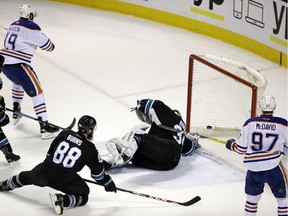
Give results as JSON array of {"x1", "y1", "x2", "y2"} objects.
[{"x1": 119, "y1": 0, "x2": 287, "y2": 54}]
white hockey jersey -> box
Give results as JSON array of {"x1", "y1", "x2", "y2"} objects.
[
  {"x1": 232, "y1": 115, "x2": 288, "y2": 171},
  {"x1": 0, "y1": 19, "x2": 54, "y2": 65}
]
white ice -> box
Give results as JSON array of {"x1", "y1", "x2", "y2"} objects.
[{"x1": 0, "y1": 0, "x2": 287, "y2": 216}]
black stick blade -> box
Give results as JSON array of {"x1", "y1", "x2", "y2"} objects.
[
  {"x1": 179, "y1": 196, "x2": 201, "y2": 206},
  {"x1": 66, "y1": 118, "x2": 76, "y2": 130}
]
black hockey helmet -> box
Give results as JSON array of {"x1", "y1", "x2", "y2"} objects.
[{"x1": 78, "y1": 115, "x2": 97, "y2": 138}]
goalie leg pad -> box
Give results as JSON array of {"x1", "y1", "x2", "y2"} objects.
[
  {"x1": 111, "y1": 137, "x2": 138, "y2": 158},
  {"x1": 106, "y1": 138, "x2": 124, "y2": 164},
  {"x1": 104, "y1": 124, "x2": 148, "y2": 167},
  {"x1": 105, "y1": 137, "x2": 138, "y2": 164},
  {"x1": 121, "y1": 124, "x2": 149, "y2": 145}
]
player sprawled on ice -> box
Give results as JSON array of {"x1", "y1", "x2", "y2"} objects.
[
  {"x1": 0, "y1": 115, "x2": 117, "y2": 215},
  {"x1": 226, "y1": 96, "x2": 288, "y2": 216},
  {"x1": 101, "y1": 99, "x2": 200, "y2": 171},
  {"x1": 0, "y1": 4, "x2": 59, "y2": 139},
  {"x1": 0, "y1": 55, "x2": 20, "y2": 167}
]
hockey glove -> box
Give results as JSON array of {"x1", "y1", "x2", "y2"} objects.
[
  {"x1": 104, "y1": 178, "x2": 117, "y2": 193},
  {"x1": 226, "y1": 139, "x2": 235, "y2": 150},
  {"x1": 97, "y1": 174, "x2": 117, "y2": 193}
]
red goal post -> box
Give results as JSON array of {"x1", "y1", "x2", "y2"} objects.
[{"x1": 186, "y1": 54, "x2": 267, "y2": 136}]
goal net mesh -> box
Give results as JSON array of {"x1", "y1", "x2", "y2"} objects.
[{"x1": 186, "y1": 54, "x2": 267, "y2": 136}]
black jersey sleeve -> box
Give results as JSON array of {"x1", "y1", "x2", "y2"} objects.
[{"x1": 81, "y1": 140, "x2": 112, "y2": 184}]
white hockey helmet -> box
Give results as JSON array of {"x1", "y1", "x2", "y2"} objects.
[
  {"x1": 259, "y1": 96, "x2": 276, "y2": 112},
  {"x1": 19, "y1": 4, "x2": 37, "y2": 21}
]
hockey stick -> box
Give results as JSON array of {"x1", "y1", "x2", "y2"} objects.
[
  {"x1": 0, "y1": 24, "x2": 8, "y2": 30},
  {"x1": 6, "y1": 108, "x2": 76, "y2": 130},
  {"x1": 195, "y1": 148, "x2": 224, "y2": 164},
  {"x1": 196, "y1": 134, "x2": 226, "y2": 145},
  {"x1": 158, "y1": 124, "x2": 226, "y2": 145},
  {"x1": 83, "y1": 178, "x2": 201, "y2": 206}
]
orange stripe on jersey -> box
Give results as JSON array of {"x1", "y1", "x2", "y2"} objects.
[
  {"x1": 245, "y1": 204, "x2": 257, "y2": 209},
  {"x1": 245, "y1": 152, "x2": 279, "y2": 159},
  {"x1": 35, "y1": 106, "x2": 46, "y2": 112},
  {"x1": 278, "y1": 209, "x2": 288, "y2": 214},
  {"x1": 12, "y1": 92, "x2": 24, "y2": 97},
  {"x1": 23, "y1": 65, "x2": 43, "y2": 94},
  {"x1": 42, "y1": 41, "x2": 52, "y2": 50},
  {"x1": 232, "y1": 142, "x2": 246, "y2": 154},
  {"x1": 1, "y1": 49, "x2": 32, "y2": 60}
]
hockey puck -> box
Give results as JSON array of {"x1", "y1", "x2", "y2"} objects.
[{"x1": 206, "y1": 125, "x2": 212, "y2": 129}]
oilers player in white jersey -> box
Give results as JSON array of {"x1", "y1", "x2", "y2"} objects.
[
  {"x1": 226, "y1": 96, "x2": 288, "y2": 216},
  {"x1": 0, "y1": 4, "x2": 59, "y2": 139}
]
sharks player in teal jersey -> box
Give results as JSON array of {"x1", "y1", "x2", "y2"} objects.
[
  {"x1": 226, "y1": 96, "x2": 288, "y2": 216},
  {"x1": 101, "y1": 99, "x2": 200, "y2": 171},
  {"x1": 0, "y1": 4, "x2": 58, "y2": 139},
  {"x1": 0, "y1": 55, "x2": 20, "y2": 167}
]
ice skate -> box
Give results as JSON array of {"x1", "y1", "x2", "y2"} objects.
[
  {"x1": 49, "y1": 193, "x2": 63, "y2": 215},
  {"x1": 12, "y1": 102, "x2": 22, "y2": 125},
  {"x1": 39, "y1": 118, "x2": 60, "y2": 140},
  {"x1": 5, "y1": 152, "x2": 21, "y2": 168},
  {"x1": 192, "y1": 134, "x2": 201, "y2": 149},
  {"x1": 0, "y1": 181, "x2": 9, "y2": 192}
]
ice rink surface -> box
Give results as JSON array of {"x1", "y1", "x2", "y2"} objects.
[{"x1": 0, "y1": 0, "x2": 287, "y2": 215}]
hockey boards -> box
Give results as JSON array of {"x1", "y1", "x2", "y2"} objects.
[
  {"x1": 6, "y1": 108, "x2": 76, "y2": 130},
  {"x1": 83, "y1": 178, "x2": 201, "y2": 206}
]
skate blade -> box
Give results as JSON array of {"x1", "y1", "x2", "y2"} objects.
[
  {"x1": 49, "y1": 193, "x2": 63, "y2": 215},
  {"x1": 13, "y1": 118, "x2": 21, "y2": 125}
]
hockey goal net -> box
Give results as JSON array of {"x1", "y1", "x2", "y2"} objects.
[{"x1": 186, "y1": 54, "x2": 267, "y2": 136}]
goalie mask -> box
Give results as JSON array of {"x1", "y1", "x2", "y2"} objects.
[
  {"x1": 131, "y1": 99, "x2": 153, "y2": 125},
  {"x1": 19, "y1": 4, "x2": 37, "y2": 21},
  {"x1": 78, "y1": 115, "x2": 97, "y2": 139}
]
